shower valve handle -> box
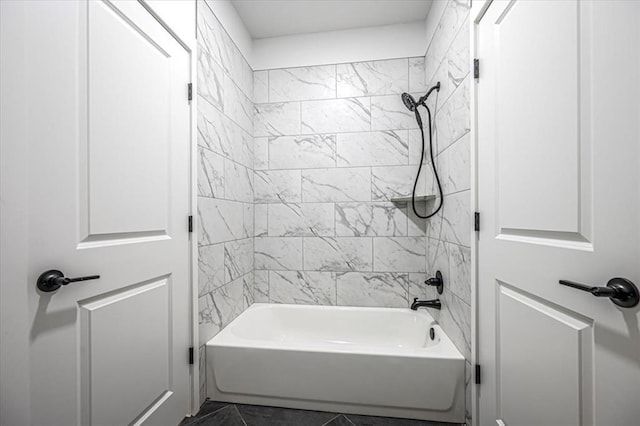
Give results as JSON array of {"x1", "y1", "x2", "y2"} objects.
[
  {"x1": 424, "y1": 270, "x2": 444, "y2": 295},
  {"x1": 37, "y1": 269, "x2": 100, "y2": 293},
  {"x1": 558, "y1": 278, "x2": 639, "y2": 308}
]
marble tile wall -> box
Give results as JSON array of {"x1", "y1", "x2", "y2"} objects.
[
  {"x1": 196, "y1": 0, "x2": 472, "y2": 417},
  {"x1": 253, "y1": 56, "x2": 432, "y2": 310},
  {"x1": 422, "y1": 0, "x2": 472, "y2": 423},
  {"x1": 197, "y1": 0, "x2": 254, "y2": 405}
]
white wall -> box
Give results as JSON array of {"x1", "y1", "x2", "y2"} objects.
[
  {"x1": 203, "y1": 0, "x2": 435, "y2": 72},
  {"x1": 252, "y1": 21, "x2": 429, "y2": 70}
]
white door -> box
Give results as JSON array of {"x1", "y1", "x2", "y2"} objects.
[
  {"x1": 476, "y1": 0, "x2": 640, "y2": 425},
  {"x1": 17, "y1": 1, "x2": 192, "y2": 425}
]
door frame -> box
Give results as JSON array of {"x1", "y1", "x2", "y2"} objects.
[
  {"x1": 0, "y1": 0, "x2": 200, "y2": 421},
  {"x1": 140, "y1": 0, "x2": 200, "y2": 415},
  {"x1": 470, "y1": 1, "x2": 492, "y2": 425}
]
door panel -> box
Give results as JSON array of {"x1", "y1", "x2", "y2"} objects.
[
  {"x1": 497, "y1": 283, "x2": 593, "y2": 426},
  {"x1": 494, "y1": 0, "x2": 591, "y2": 244},
  {"x1": 24, "y1": 1, "x2": 192, "y2": 425},
  {"x1": 477, "y1": 0, "x2": 640, "y2": 425},
  {"x1": 79, "y1": 276, "x2": 172, "y2": 426},
  {"x1": 86, "y1": 0, "x2": 172, "y2": 237}
]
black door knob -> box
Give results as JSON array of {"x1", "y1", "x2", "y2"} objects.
[
  {"x1": 36, "y1": 270, "x2": 100, "y2": 292},
  {"x1": 559, "y1": 277, "x2": 639, "y2": 308}
]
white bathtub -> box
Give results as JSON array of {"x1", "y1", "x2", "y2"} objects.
[{"x1": 206, "y1": 303, "x2": 465, "y2": 423}]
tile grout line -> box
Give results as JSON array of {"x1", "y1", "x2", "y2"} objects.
[
  {"x1": 232, "y1": 404, "x2": 249, "y2": 426},
  {"x1": 185, "y1": 401, "x2": 230, "y2": 425},
  {"x1": 320, "y1": 414, "x2": 342, "y2": 426}
]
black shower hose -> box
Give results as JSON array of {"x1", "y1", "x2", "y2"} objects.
[{"x1": 411, "y1": 105, "x2": 443, "y2": 219}]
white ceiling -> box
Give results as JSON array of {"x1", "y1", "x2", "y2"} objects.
[{"x1": 230, "y1": 0, "x2": 433, "y2": 39}]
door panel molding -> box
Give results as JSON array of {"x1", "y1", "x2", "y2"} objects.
[
  {"x1": 491, "y1": 0, "x2": 594, "y2": 248},
  {"x1": 79, "y1": 275, "x2": 173, "y2": 425}
]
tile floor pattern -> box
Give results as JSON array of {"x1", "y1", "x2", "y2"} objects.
[{"x1": 180, "y1": 400, "x2": 461, "y2": 426}]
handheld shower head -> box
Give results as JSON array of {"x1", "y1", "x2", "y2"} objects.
[
  {"x1": 401, "y1": 92, "x2": 417, "y2": 112},
  {"x1": 401, "y1": 82, "x2": 441, "y2": 112}
]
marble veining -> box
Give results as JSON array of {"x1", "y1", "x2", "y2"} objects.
[
  {"x1": 303, "y1": 237, "x2": 373, "y2": 272},
  {"x1": 198, "y1": 243, "x2": 225, "y2": 296},
  {"x1": 254, "y1": 270, "x2": 269, "y2": 303},
  {"x1": 243, "y1": 203, "x2": 254, "y2": 239},
  {"x1": 198, "y1": 1, "x2": 252, "y2": 97},
  {"x1": 301, "y1": 97, "x2": 371, "y2": 134},
  {"x1": 253, "y1": 70, "x2": 268, "y2": 103},
  {"x1": 246, "y1": 54, "x2": 461, "y2": 335},
  {"x1": 254, "y1": 204, "x2": 268, "y2": 237},
  {"x1": 409, "y1": 272, "x2": 429, "y2": 302},
  {"x1": 448, "y1": 243, "x2": 471, "y2": 305},
  {"x1": 253, "y1": 137, "x2": 269, "y2": 170},
  {"x1": 198, "y1": 147, "x2": 224, "y2": 198},
  {"x1": 254, "y1": 170, "x2": 302, "y2": 203},
  {"x1": 421, "y1": 1, "x2": 472, "y2": 382},
  {"x1": 371, "y1": 165, "x2": 427, "y2": 201},
  {"x1": 198, "y1": 99, "x2": 253, "y2": 168},
  {"x1": 198, "y1": 276, "x2": 244, "y2": 346},
  {"x1": 195, "y1": 7, "x2": 475, "y2": 413},
  {"x1": 425, "y1": 0, "x2": 470, "y2": 83},
  {"x1": 336, "y1": 272, "x2": 409, "y2": 308},
  {"x1": 197, "y1": 0, "x2": 256, "y2": 359},
  {"x1": 408, "y1": 57, "x2": 428, "y2": 93},
  {"x1": 426, "y1": 237, "x2": 449, "y2": 278},
  {"x1": 198, "y1": 198, "x2": 244, "y2": 246},
  {"x1": 373, "y1": 237, "x2": 427, "y2": 272},
  {"x1": 197, "y1": 2, "x2": 228, "y2": 77},
  {"x1": 254, "y1": 102, "x2": 301, "y2": 137},
  {"x1": 224, "y1": 238, "x2": 253, "y2": 283},
  {"x1": 435, "y1": 77, "x2": 470, "y2": 154},
  {"x1": 335, "y1": 202, "x2": 407, "y2": 237},
  {"x1": 242, "y1": 272, "x2": 255, "y2": 310},
  {"x1": 254, "y1": 237, "x2": 303, "y2": 270},
  {"x1": 336, "y1": 131, "x2": 409, "y2": 167},
  {"x1": 197, "y1": 48, "x2": 225, "y2": 111},
  {"x1": 408, "y1": 129, "x2": 428, "y2": 165},
  {"x1": 371, "y1": 95, "x2": 419, "y2": 131},
  {"x1": 269, "y1": 134, "x2": 337, "y2": 169},
  {"x1": 441, "y1": 190, "x2": 471, "y2": 248},
  {"x1": 336, "y1": 59, "x2": 408, "y2": 97},
  {"x1": 441, "y1": 132, "x2": 470, "y2": 195},
  {"x1": 224, "y1": 159, "x2": 253, "y2": 203},
  {"x1": 268, "y1": 203, "x2": 335, "y2": 237},
  {"x1": 440, "y1": 291, "x2": 471, "y2": 359},
  {"x1": 269, "y1": 65, "x2": 336, "y2": 102},
  {"x1": 302, "y1": 167, "x2": 371, "y2": 202},
  {"x1": 223, "y1": 75, "x2": 253, "y2": 135},
  {"x1": 269, "y1": 271, "x2": 337, "y2": 305}
]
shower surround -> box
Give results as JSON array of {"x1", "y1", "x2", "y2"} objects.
[
  {"x1": 252, "y1": 57, "x2": 432, "y2": 309},
  {"x1": 196, "y1": 0, "x2": 472, "y2": 421},
  {"x1": 422, "y1": 0, "x2": 472, "y2": 422},
  {"x1": 196, "y1": 1, "x2": 255, "y2": 404}
]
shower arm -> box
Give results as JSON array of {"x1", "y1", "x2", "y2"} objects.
[{"x1": 416, "y1": 82, "x2": 441, "y2": 107}]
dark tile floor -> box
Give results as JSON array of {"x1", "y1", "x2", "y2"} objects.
[{"x1": 180, "y1": 400, "x2": 461, "y2": 426}]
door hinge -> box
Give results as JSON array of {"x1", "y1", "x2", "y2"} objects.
[
  {"x1": 187, "y1": 83, "x2": 193, "y2": 101},
  {"x1": 474, "y1": 212, "x2": 480, "y2": 232},
  {"x1": 474, "y1": 58, "x2": 480, "y2": 79},
  {"x1": 475, "y1": 364, "x2": 481, "y2": 384},
  {"x1": 189, "y1": 347, "x2": 194, "y2": 365},
  {"x1": 188, "y1": 215, "x2": 193, "y2": 233}
]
